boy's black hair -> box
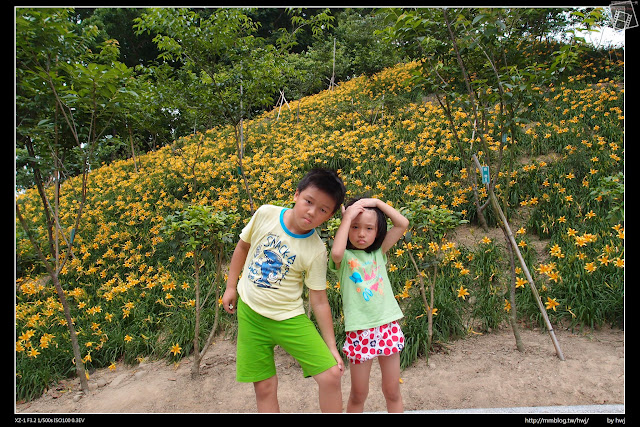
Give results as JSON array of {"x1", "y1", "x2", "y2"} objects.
[
  {"x1": 297, "y1": 168, "x2": 346, "y2": 214},
  {"x1": 343, "y1": 196, "x2": 387, "y2": 253}
]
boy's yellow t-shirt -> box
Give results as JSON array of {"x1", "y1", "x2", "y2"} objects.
[{"x1": 237, "y1": 205, "x2": 328, "y2": 321}]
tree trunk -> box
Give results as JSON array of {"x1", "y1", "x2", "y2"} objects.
[
  {"x1": 427, "y1": 264, "x2": 437, "y2": 352},
  {"x1": 127, "y1": 123, "x2": 138, "y2": 173},
  {"x1": 408, "y1": 250, "x2": 432, "y2": 352},
  {"x1": 199, "y1": 251, "x2": 224, "y2": 358},
  {"x1": 191, "y1": 252, "x2": 201, "y2": 379},
  {"x1": 51, "y1": 274, "x2": 89, "y2": 390},
  {"x1": 502, "y1": 226, "x2": 524, "y2": 352},
  {"x1": 199, "y1": 284, "x2": 221, "y2": 359},
  {"x1": 235, "y1": 119, "x2": 255, "y2": 214}
]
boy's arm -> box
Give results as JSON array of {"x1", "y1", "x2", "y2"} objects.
[
  {"x1": 309, "y1": 289, "x2": 344, "y2": 375},
  {"x1": 222, "y1": 239, "x2": 251, "y2": 314},
  {"x1": 360, "y1": 198, "x2": 409, "y2": 253}
]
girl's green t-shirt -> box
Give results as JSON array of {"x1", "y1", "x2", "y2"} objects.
[{"x1": 329, "y1": 248, "x2": 404, "y2": 331}]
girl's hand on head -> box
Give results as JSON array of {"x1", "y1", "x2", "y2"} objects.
[
  {"x1": 358, "y1": 198, "x2": 380, "y2": 208},
  {"x1": 343, "y1": 203, "x2": 365, "y2": 220}
]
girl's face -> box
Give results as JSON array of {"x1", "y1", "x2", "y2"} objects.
[{"x1": 348, "y1": 209, "x2": 378, "y2": 250}]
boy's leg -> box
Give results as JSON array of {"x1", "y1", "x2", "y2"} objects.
[
  {"x1": 313, "y1": 365, "x2": 343, "y2": 413},
  {"x1": 346, "y1": 359, "x2": 373, "y2": 412},
  {"x1": 378, "y1": 353, "x2": 403, "y2": 413},
  {"x1": 236, "y1": 298, "x2": 281, "y2": 412},
  {"x1": 254, "y1": 375, "x2": 279, "y2": 413},
  {"x1": 276, "y1": 313, "x2": 343, "y2": 412},
  {"x1": 236, "y1": 298, "x2": 277, "y2": 382}
]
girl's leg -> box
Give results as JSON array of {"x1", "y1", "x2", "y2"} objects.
[
  {"x1": 254, "y1": 375, "x2": 279, "y2": 413},
  {"x1": 378, "y1": 353, "x2": 403, "y2": 412},
  {"x1": 347, "y1": 359, "x2": 374, "y2": 412}
]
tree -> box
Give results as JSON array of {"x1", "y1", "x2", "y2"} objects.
[
  {"x1": 16, "y1": 8, "x2": 135, "y2": 391},
  {"x1": 135, "y1": 8, "x2": 291, "y2": 213},
  {"x1": 382, "y1": 7, "x2": 586, "y2": 360},
  {"x1": 401, "y1": 201, "x2": 467, "y2": 354},
  {"x1": 162, "y1": 205, "x2": 239, "y2": 378},
  {"x1": 74, "y1": 8, "x2": 161, "y2": 68}
]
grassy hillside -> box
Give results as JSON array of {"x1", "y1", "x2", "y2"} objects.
[{"x1": 16, "y1": 48, "x2": 624, "y2": 401}]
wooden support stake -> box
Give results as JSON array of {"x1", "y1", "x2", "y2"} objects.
[
  {"x1": 276, "y1": 90, "x2": 290, "y2": 120},
  {"x1": 472, "y1": 154, "x2": 565, "y2": 361}
]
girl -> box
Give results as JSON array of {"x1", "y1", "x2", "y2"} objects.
[{"x1": 329, "y1": 197, "x2": 409, "y2": 412}]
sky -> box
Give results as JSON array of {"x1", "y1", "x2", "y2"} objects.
[
  {"x1": 582, "y1": 4, "x2": 631, "y2": 48},
  {"x1": 581, "y1": 24, "x2": 626, "y2": 48}
]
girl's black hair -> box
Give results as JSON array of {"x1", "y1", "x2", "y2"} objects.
[{"x1": 344, "y1": 196, "x2": 387, "y2": 253}]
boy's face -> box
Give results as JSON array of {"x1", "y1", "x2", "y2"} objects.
[{"x1": 291, "y1": 186, "x2": 336, "y2": 233}]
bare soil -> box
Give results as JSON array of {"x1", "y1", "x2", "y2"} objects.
[{"x1": 16, "y1": 324, "x2": 624, "y2": 414}]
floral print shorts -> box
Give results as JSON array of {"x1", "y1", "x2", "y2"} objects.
[{"x1": 342, "y1": 321, "x2": 405, "y2": 364}]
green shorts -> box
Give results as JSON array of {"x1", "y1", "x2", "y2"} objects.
[{"x1": 236, "y1": 297, "x2": 337, "y2": 383}]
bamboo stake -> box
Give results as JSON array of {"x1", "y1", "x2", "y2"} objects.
[
  {"x1": 473, "y1": 154, "x2": 565, "y2": 361},
  {"x1": 328, "y1": 38, "x2": 336, "y2": 90},
  {"x1": 276, "y1": 89, "x2": 290, "y2": 120}
]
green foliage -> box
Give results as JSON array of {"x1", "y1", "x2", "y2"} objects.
[
  {"x1": 402, "y1": 202, "x2": 468, "y2": 243},
  {"x1": 399, "y1": 201, "x2": 468, "y2": 361},
  {"x1": 590, "y1": 172, "x2": 624, "y2": 225},
  {"x1": 16, "y1": 7, "x2": 134, "y2": 189},
  {"x1": 162, "y1": 205, "x2": 239, "y2": 254},
  {"x1": 134, "y1": 8, "x2": 288, "y2": 126},
  {"x1": 469, "y1": 240, "x2": 507, "y2": 331},
  {"x1": 162, "y1": 204, "x2": 240, "y2": 374}
]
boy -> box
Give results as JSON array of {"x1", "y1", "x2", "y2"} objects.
[{"x1": 222, "y1": 168, "x2": 346, "y2": 413}]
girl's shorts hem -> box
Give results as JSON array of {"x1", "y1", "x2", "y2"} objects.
[
  {"x1": 342, "y1": 321, "x2": 404, "y2": 364},
  {"x1": 236, "y1": 297, "x2": 337, "y2": 383}
]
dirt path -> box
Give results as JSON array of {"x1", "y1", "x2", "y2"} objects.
[{"x1": 16, "y1": 324, "x2": 624, "y2": 414}]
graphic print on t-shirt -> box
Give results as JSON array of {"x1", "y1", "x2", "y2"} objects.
[
  {"x1": 247, "y1": 233, "x2": 297, "y2": 289},
  {"x1": 346, "y1": 257, "x2": 383, "y2": 301}
]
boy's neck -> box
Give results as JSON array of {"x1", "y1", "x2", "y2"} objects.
[{"x1": 282, "y1": 208, "x2": 311, "y2": 236}]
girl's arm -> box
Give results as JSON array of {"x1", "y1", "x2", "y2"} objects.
[
  {"x1": 330, "y1": 203, "x2": 365, "y2": 269},
  {"x1": 360, "y1": 198, "x2": 409, "y2": 254}
]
